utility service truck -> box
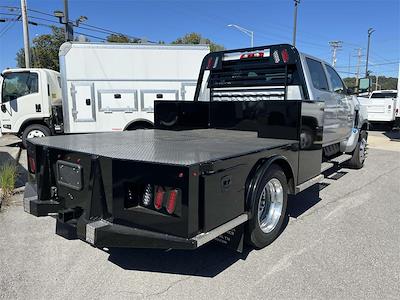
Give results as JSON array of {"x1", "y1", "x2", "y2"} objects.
[
  {"x1": 358, "y1": 90, "x2": 398, "y2": 129},
  {"x1": 24, "y1": 44, "x2": 368, "y2": 252},
  {"x1": 0, "y1": 43, "x2": 209, "y2": 147}
]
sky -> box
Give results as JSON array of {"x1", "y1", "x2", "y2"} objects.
[{"x1": 0, "y1": 0, "x2": 399, "y2": 78}]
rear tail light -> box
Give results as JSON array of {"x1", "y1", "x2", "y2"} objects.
[
  {"x1": 166, "y1": 189, "x2": 178, "y2": 214},
  {"x1": 142, "y1": 184, "x2": 152, "y2": 206},
  {"x1": 281, "y1": 49, "x2": 289, "y2": 63},
  {"x1": 240, "y1": 52, "x2": 264, "y2": 59},
  {"x1": 28, "y1": 156, "x2": 36, "y2": 174},
  {"x1": 154, "y1": 186, "x2": 165, "y2": 210}
]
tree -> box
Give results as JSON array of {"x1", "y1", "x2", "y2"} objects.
[
  {"x1": 106, "y1": 34, "x2": 140, "y2": 43},
  {"x1": 172, "y1": 33, "x2": 224, "y2": 52},
  {"x1": 16, "y1": 26, "x2": 65, "y2": 71},
  {"x1": 343, "y1": 76, "x2": 398, "y2": 91}
]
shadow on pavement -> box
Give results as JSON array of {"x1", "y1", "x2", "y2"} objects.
[
  {"x1": 107, "y1": 242, "x2": 251, "y2": 277},
  {"x1": 107, "y1": 180, "x2": 326, "y2": 277},
  {"x1": 383, "y1": 130, "x2": 400, "y2": 141},
  {"x1": 0, "y1": 150, "x2": 28, "y2": 188},
  {"x1": 287, "y1": 184, "x2": 322, "y2": 218}
]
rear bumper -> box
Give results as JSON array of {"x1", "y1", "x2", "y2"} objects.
[{"x1": 23, "y1": 182, "x2": 247, "y2": 250}]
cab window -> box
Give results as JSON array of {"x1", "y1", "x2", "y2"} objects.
[
  {"x1": 325, "y1": 65, "x2": 345, "y2": 94},
  {"x1": 306, "y1": 58, "x2": 329, "y2": 91},
  {"x1": 1, "y1": 72, "x2": 39, "y2": 103}
]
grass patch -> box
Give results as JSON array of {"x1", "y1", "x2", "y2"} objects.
[{"x1": 0, "y1": 161, "x2": 18, "y2": 204}]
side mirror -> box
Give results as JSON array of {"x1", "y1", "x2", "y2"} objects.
[
  {"x1": 346, "y1": 87, "x2": 354, "y2": 95},
  {"x1": 358, "y1": 78, "x2": 371, "y2": 92},
  {"x1": 1, "y1": 104, "x2": 6, "y2": 113}
]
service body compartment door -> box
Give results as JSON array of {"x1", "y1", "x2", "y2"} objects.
[
  {"x1": 98, "y1": 89, "x2": 138, "y2": 113},
  {"x1": 71, "y1": 83, "x2": 95, "y2": 122},
  {"x1": 201, "y1": 164, "x2": 247, "y2": 232},
  {"x1": 140, "y1": 90, "x2": 179, "y2": 112}
]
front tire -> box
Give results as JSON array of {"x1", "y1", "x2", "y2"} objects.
[
  {"x1": 246, "y1": 165, "x2": 288, "y2": 249},
  {"x1": 21, "y1": 124, "x2": 51, "y2": 148},
  {"x1": 347, "y1": 130, "x2": 367, "y2": 169}
]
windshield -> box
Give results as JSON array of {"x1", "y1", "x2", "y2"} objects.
[
  {"x1": 370, "y1": 92, "x2": 397, "y2": 99},
  {"x1": 1, "y1": 72, "x2": 38, "y2": 103}
]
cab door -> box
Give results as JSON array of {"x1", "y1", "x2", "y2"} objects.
[
  {"x1": 304, "y1": 57, "x2": 338, "y2": 145},
  {"x1": 324, "y1": 64, "x2": 353, "y2": 139},
  {"x1": 0, "y1": 71, "x2": 42, "y2": 133}
]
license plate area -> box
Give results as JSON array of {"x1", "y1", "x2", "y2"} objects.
[{"x1": 56, "y1": 160, "x2": 83, "y2": 191}]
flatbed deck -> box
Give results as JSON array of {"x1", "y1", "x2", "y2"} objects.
[{"x1": 31, "y1": 129, "x2": 297, "y2": 166}]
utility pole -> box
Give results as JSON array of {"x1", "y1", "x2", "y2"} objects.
[
  {"x1": 354, "y1": 48, "x2": 363, "y2": 92},
  {"x1": 347, "y1": 52, "x2": 351, "y2": 74},
  {"x1": 63, "y1": 0, "x2": 73, "y2": 41},
  {"x1": 329, "y1": 41, "x2": 343, "y2": 67},
  {"x1": 365, "y1": 27, "x2": 375, "y2": 77},
  {"x1": 292, "y1": 0, "x2": 300, "y2": 46},
  {"x1": 20, "y1": 0, "x2": 30, "y2": 68}
]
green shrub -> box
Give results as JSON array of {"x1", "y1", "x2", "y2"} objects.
[{"x1": 0, "y1": 162, "x2": 17, "y2": 200}]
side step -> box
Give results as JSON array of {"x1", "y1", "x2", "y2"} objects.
[
  {"x1": 329, "y1": 154, "x2": 352, "y2": 164},
  {"x1": 321, "y1": 162, "x2": 334, "y2": 173},
  {"x1": 321, "y1": 153, "x2": 352, "y2": 173},
  {"x1": 295, "y1": 174, "x2": 324, "y2": 193},
  {"x1": 296, "y1": 154, "x2": 353, "y2": 193}
]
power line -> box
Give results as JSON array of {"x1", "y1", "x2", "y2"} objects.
[
  {"x1": 1, "y1": 5, "x2": 148, "y2": 42},
  {"x1": 0, "y1": 14, "x2": 20, "y2": 37},
  {"x1": 74, "y1": 31, "x2": 107, "y2": 41},
  {"x1": 335, "y1": 61, "x2": 399, "y2": 68}
]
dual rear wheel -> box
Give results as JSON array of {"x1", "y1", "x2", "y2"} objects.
[{"x1": 246, "y1": 165, "x2": 288, "y2": 249}]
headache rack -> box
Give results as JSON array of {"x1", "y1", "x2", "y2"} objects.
[{"x1": 194, "y1": 43, "x2": 309, "y2": 102}]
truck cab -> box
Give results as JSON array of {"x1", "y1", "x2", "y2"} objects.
[{"x1": 0, "y1": 68, "x2": 62, "y2": 147}]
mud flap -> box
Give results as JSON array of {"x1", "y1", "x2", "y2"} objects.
[{"x1": 214, "y1": 224, "x2": 244, "y2": 253}]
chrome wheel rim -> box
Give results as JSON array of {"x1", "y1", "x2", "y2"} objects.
[
  {"x1": 258, "y1": 178, "x2": 284, "y2": 234},
  {"x1": 27, "y1": 130, "x2": 45, "y2": 139},
  {"x1": 359, "y1": 138, "x2": 367, "y2": 163}
]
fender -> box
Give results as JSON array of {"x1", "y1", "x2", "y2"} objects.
[
  {"x1": 123, "y1": 119, "x2": 154, "y2": 131},
  {"x1": 245, "y1": 155, "x2": 295, "y2": 219}
]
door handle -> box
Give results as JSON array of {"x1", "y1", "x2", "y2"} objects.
[
  {"x1": 86, "y1": 98, "x2": 91, "y2": 106},
  {"x1": 1, "y1": 104, "x2": 6, "y2": 113}
]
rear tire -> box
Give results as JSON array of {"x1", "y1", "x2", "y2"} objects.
[
  {"x1": 21, "y1": 124, "x2": 51, "y2": 148},
  {"x1": 347, "y1": 130, "x2": 367, "y2": 169},
  {"x1": 246, "y1": 165, "x2": 288, "y2": 249}
]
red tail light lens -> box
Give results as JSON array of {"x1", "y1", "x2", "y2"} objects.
[
  {"x1": 154, "y1": 186, "x2": 165, "y2": 210},
  {"x1": 166, "y1": 189, "x2": 178, "y2": 214},
  {"x1": 281, "y1": 49, "x2": 289, "y2": 63},
  {"x1": 28, "y1": 156, "x2": 36, "y2": 174}
]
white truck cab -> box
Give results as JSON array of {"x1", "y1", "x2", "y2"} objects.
[{"x1": 0, "y1": 68, "x2": 62, "y2": 146}]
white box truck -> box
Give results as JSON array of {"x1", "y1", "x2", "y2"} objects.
[{"x1": 0, "y1": 42, "x2": 209, "y2": 146}]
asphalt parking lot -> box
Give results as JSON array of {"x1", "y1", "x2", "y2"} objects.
[{"x1": 0, "y1": 131, "x2": 399, "y2": 299}]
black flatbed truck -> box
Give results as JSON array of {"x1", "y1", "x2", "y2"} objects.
[{"x1": 23, "y1": 44, "x2": 367, "y2": 251}]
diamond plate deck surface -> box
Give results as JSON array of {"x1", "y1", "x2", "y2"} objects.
[{"x1": 30, "y1": 129, "x2": 297, "y2": 166}]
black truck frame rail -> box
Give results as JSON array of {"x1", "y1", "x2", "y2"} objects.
[{"x1": 24, "y1": 44, "x2": 325, "y2": 251}]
